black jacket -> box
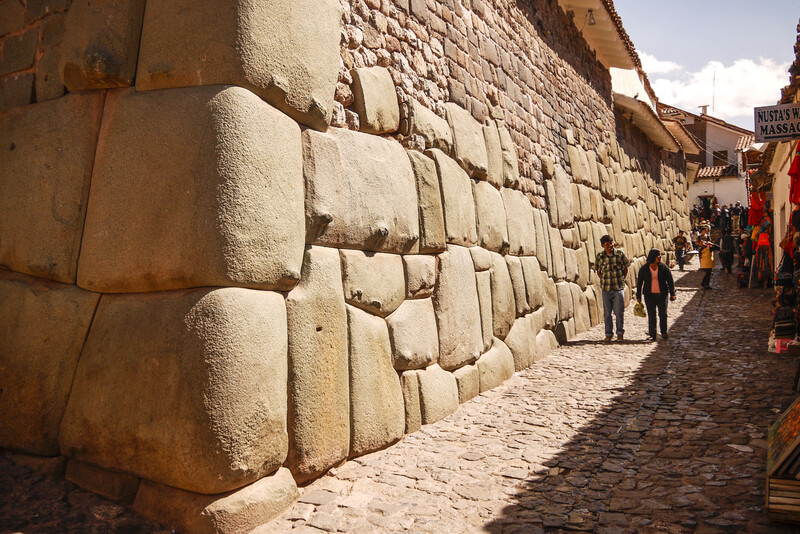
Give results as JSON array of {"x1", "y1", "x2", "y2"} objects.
[{"x1": 636, "y1": 263, "x2": 675, "y2": 301}]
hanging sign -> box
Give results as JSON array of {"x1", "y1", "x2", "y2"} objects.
[{"x1": 755, "y1": 103, "x2": 800, "y2": 143}]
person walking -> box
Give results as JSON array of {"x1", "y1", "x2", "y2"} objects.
[
  {"x1": 594, "y1": 235, "x2": 630, "y2": 342},
  {"x1": 718, "y1": 228, "x2": 736, "y2": 274},
  {"x1": 636, "y1": 249, "x2": 676, "y2": 341},
  {"x1": 696, "y1": 227, "x2": 716, "y2": 289},
  {"x1": 673, "y1": 230, "x2": 688, "y2": 271}
]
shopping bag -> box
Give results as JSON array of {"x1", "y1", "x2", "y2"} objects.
[{"x1": 633, "y1": 301, "x2": 646, "y2": 318}]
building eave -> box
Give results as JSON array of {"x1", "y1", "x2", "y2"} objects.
[
  {"x1": 556, "y1": 0, "x2": 638, "y2": 70},
  {"x1": 662, "y1": 119, "x2": 701, "y2": 155},
  {"x1": 614, "y1": 93, "x2": 681, "y2": 152}
]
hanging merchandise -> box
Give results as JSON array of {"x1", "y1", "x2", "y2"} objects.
[
  {"x1": 790, "y1": 145, "x2": 800, "y2": 204},
  {"x1": 750, "y1": 191, "x2": 767, "y2": 226}
]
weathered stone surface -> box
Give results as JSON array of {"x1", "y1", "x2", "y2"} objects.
[
  {"x1": 497, "y1": 123, "x2": 520, "y2": 188},
  {"x1": 0, "y1": 92, "x2": 103, "y2": 283},
  {"x1": 549, "y1": 227, "x2": 567, "y2": 281},
  {"x1": 427, "y1": 149, "x2": 478, "y2": 246},
  {"x1": 445, "y1": 103, "x2": 488, "y2": 178},
  {"x1": 506, "y1": 255, "x2": 530, "y2": 317},
  {"x1": 0, "y1": 27, "x2": 37, "y2": 75},
  {"x1": 564, "y1": 247, "x2": 578, "y2": 282},
  {"x1": 556, "y1": 281, "x2": 574, "y2": 321},
  {"x1": 286, "y1": 246, "x2": 349, "y2": 483},
  {"x1": 505, "y1": 315, "x2": 536, "y2": 371},
  {"x1": 65, "y1": 460, "x2": 140, "y2": 503},
  {"x1": 520, "y1": 256, "x2": 545, "y2": 310},
  {"x1": 403, "y1": 254, "x2": 436, "y2": 299},
  {"x1": 60, "y1": 0, "x2": 146, "y2": 89},
  {"x1": 408, "y1": 98, "x2": 453, "y2": 152},
  {"x1": 0, "y1": 0, "x2": 24, "y2": 37},
  {"x1": 476, "y1": 338, "x2": 515, "y2": 393},
  {"x1": 576, "y1": 244, "x2": 590, "y2": 289},
  {"x1": 535, "y1": 329, "x2": 558, "y2": 361},
  {"x1": 35, "y1": 46, "x2": 66, "y2": 102},
  {"x1": 433, "y1": 245, "x2": 483, "y2": 370},
  {"x1": 346, "y1": 306, "x2": 405, "y2": 457},
  {"x1": 351, "y1": 66, "x2": 399, "y2": 134},
  {"x1": 340, "y1": 250, "x2": 405, "y2": 317},
  {"x1": 489, "y1": 251, "x2": 516, "y2": 340},
  {"x1": 470, "y1": 246, "x2": 493, "y2": 272},
  {"x1": 553, "y1": 165, "x2": 575, "y2": 227},
  {"x1": 406, "y1": 150, "x2": 446, "y2": 254},
  {"x1": 0, "y1": 72, "x2": 34, "y2": 112},
  {"x1": 475, "y1": 270, "x2": 493, "y2": 352},
  {"x1": 304, "y1": 127, "x2": 419, "y2": 253},
  {"x1": 60, "y1": 287, "x2": 288, "y2": 494},
  {"x1": 417, "y1": 364, "x2": 459, "y2": 425},
  {"x1": 137, "y1": 0, "x2": 341, "y2": 130},
  {"x1": 386, "y1": 298, "x2": 439, "y2": 370},
  {"x1": 4, "y1": 451, "x2": 67, "y2": 477},
  {"x1": 0, "y1": 270, "x2": 99, "y2": 456},
  {"x1": 78, "y1": 86, "x2": 304, "y2": 293},
  {"x1": 134, "y1": 468, "x2": 298, "y2": 534},
  {"x1": 453, "y1": 364, "x2": 480, "y2": 404},
  {"x1": 483, "y1": 120, "x2": 503, "y2": 188},
  {"x1": 472, "y1": 180, "x2": 509, "y2": 253},
  {"x1": 399, "y1": 371, "x2": 422, "y2": 434},
  {"x1": 542, "y1": 271, "x2": 558, "y2": 328},
  {"x1": 501, "y1": 188, "x2": 536, "y2": 256},
  {"x1": 534, "y1": 208, "x2": 551, "y2": 272},
  {"x1": 571, "y1": 283, "x2": 590, "y2": 334}
]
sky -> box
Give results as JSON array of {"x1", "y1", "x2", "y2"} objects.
[{"x1": 612, "y1": 0, "x2": 799, "y2": 131}]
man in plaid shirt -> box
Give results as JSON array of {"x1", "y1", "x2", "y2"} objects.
[{"x1": 594, "y1": 235, "x2": 630, "y2": 342}]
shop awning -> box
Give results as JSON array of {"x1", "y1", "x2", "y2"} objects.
[{"x1": 613, "y1": 93, "x2": 681, "y2": 152}]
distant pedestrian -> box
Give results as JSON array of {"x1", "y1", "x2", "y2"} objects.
[
  {"x1": 594, "y1": 235, "x2": 630, "y2": 342},
  {"x1": 636, "y1": 249, "x2": 676, "y2": 341},
  {"x1": 718, "y1": 229, "x2": 736, "y2": 274},
  {"x1": 673, "y1": 230, "x2": 688, "y2": 271},
  {"x1": 731, "y1": 201, "x2": 742, "y2": 230},
  {"x1": 696, "y1": 227, "x2": 717, "y2": 289}
]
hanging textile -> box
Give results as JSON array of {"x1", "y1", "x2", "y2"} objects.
[
  {"x1": 790, "y1": 146, "x2": 800, "y2": 204},
  {"x1": 749, "y1": 191, "x2": 767, "y2": 226}
]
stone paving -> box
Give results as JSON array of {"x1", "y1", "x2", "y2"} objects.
[{"x1": 2, "y1": 262, "x2": 800, "y2": 533}]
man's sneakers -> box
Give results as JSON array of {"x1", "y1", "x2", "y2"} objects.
[
  {"x1": 604, "y1": 335, "x2": 613, "y2": 342},
  {"x1": 662, "y1": 333, "x2": 669, "y2": 340},
  {"x1": 617, "y1": 334, "x2": 624, "y2": 341}
]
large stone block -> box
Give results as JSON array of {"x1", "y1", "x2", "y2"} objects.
[
  {"x1": 534, "y1": 208, "x2": 551, "y2": 272},
  {"x1": 408, "y1": 98, "x2": 453, "y2": 152},
  {"x1": 78, "y1": 86, "x2": 304, "y2": 293},
  {"x1": 0, "y1": 270, "x2": 99, "y2": 456},
  {"x1": 571, "y1": 283, "x2": 590, "y2": 334},
  {"x1": 483, "y1": 120, "x2": 503, "y2": 188},
  {"x1": 542, "y1": 272, "x2": 558, "y2": 328},
  {"x1": 340, "y1": 250, "x2": 404, "y2": 317},
  {"x1": 66, "y1": 459, "x2": 140, "y2": 503},
  {"x1": 386, "y1": 298, "x2": 439, "y2": 370},
  {"x1": 549, "y1": 227, "x2": 567, "y2": 281},
  {"x1": 470, "y1": 246, "x2": 493, "y2": 272},
  {"x1": 501, "y1": 188, "x2": 537, "y2": 256},
  {"x1": 497, "y1": 123, "x2": 520, "y2": 188},
  {"x1": 445, "y1": 103, "x2": 488, "y2": 178},
  {"x1": 432, "y1": 245, "x2": 483, "y2": 370},
  {"x1": 551, "y1": 165, "x2": 575, "y2": 227},
  {"x1": 0, "y1": 92, "x2": 103, "y2": 283},
  {"x1": 60, "y1": 0, "x2": 146, "y2": 89},
  {"x1": 505, "y1": 315, "x2": 536, "y2": 371},
  {"x1": 352, "y1": 66, "x2": 399, "y2": 134},
  {"x1": 472, "y1": 180, "x2": 509, "y2": 253},
  {"x1": 304, "y1": 127, "x2": 419, "y2": 253},
  {"x1": 520, "y1": 256, "x2": 544, "y2": 310},
  {"x1": 403, "y1": 254, "x2": 436, "y2": 299},
  {"x1": 399, "y1": 371, "x2": 422, "y2": 434},
  {"x1": 556, "y1": 281, "x2": 574, "y2": 321},
  {"x1": 286, "y1": 246, "x2": 349, "y2": 483},
  {"x1": 0, "y1": 72, "x2": 34, "y2": 112},
  {"x1": 407, "y1": 150, "x2": 446, "y2": 253},
  {"x1": 417, "y1": 364, "x2": 459, "y2": 425},
  {"x1": 489, "y1": 251, "x2": 516, "y2": 340},
  {"x1": 137, "y1": 0, "x2": 341, "y2": 130},
  {"x1": 506, "y1": 255, "x2": 530, "y2": 317},
  {"x1": 134, "y1": 468, "x2": 298, "y2": 534},
  {"x1": 535, "y1": 329, "x2": 558, "y2": 361},
  {"x1": 475, "y1": 270, "x2": 493, "y2": 352},
  {"x1": 0, "y1": 27, "x2": 37, "y2": 76},
  {"x1": 453, "y1": 364, "x2": 480, "y2": 404},
  {"x1": 427, "y1": 149, "x2": 478, "y2": 247},
  {"x1": 476, "y1": 338, "x2": 515, "y2": 393},
  {"x1": 60, "y1": 287, "x2": 289, "y2": 494},
  {"x1": 346, "y1": 306, "x2": 405, "y2": 457}
]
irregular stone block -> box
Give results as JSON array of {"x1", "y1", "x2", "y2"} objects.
[
  {"x1": 134, "y1": 468, "x2": 298, "y2": 534},
  {"x1": 506, "y1": 255, "x2": 530, "y2": 317},
  {"x1": 137, "y1": 0, "x2": 341, "y2": 130},
  {"x1": 407, "y1": 151, "x2": 446, "y2": 253},
  {"x1": 576, "y1": 244, "x2": 590, "y2": 289},
  {"x1": 286, "y1": 246, "x2": 349, "y2": 483},
  {"x1": 433, "y1": 245, "x2": 483, "y2": 370},
  {"x1": 542, "y1": 272, "x2": 558, "y2": 328},
  {"x1": 35, "y1": 46, "x2": 66, "y2": 102},
  {"x1": 497, "y1": 123, "x2": 520, "y2": 188},
  {"x1": 482, "y1": 120, "x2": 503, "y2": 188},
  {"x1": 386, "y1": 298, "x2": 439, "y2": 370},
  {"x1": 489, "y1": 251, "x2": 516, "y2": 340},
  {"x1": 66, "y1": 459, "x2": 140, "y2": 503},
  {"x1": 453, "y1": 364, "x2": 480, "y2": 404},
  {"x1": 427, "y1": 148, "x2": 478, "y2": 246},
  {"x1": 571, "y1": 283, "x2": 590, "y2": 335},
  {"x1": 0, "y1": 92, "x2": 103, "y2": 283},
  {"x1": 473, "y1": 180, "x2": 509, "y2": 253},
  {"x1": 534, "y1": 208, "x2": 551, "y2": 272},
  {"x1": 551, "y1": 165, "x2": 575, "y2": 227},
  {"x1": 505, "y1": 315, "x2": 535, "y2": 371},
  {"x1": 470, "y1": 246, "x2": 493, "y2": 272},
  {"x1": 408, "y1": 98, "x2": 453, "y2": 152},
  {"x1": 564, "y1": 247, "x2": 578, "y2": 282},
  {"x1": 535, "y1": 329, "x2": 558, "y2": 361},
  {"x1": 340, "y1": 250, "x2": 405, "y2": 317},
  {"x1": 346, "y1": 306, "x2": 405, "y2": 457},
  {"x1": 475, "y1": 270, "x2": 493, "y2": 352},
  {"x1": 403, "y1": 254, "x2": 436, "y2": 299},
  {"x1": 60, "y1": 287, "x2": 288, "y2": 494},
  {"x1": 520, "y1": 256, "x2": 545, "y2": 310},
  {"x1": 556, "y1": 281, "x2": 574, "y2": 321},
  {"x1": 78, "y1": 86, "x2": 304, "y2": 292},
  {"x1": 0, "y1": 0, "x2": 24, "y2": 37},
  {"x1": 445, "y1": 103, "x2": 488, "y2": 178},
  {"x1": 0, "y1": 270, "x2": 99, "y2": 456},
  {"x1": 549, "y1": 227, "x2": 567, "y2": 281},
  {"x1": 578, "y1": 184, "x2": 592, "y2": 221},
  {"x1": 60, "y1": 0, "x2": 146, "y2": 89},
  {"x1": 0, "y1": 27, "x2": 37, "y2": 76},
  {"x1": 305, "y1": 127, "x2": 419, "y2": 253},
  {"x1": 477, "y1": 338, "x2": 515, "y2": 393},
  {"x1": 4, "y1": 452, "x2": 67, "y2": 477},
  {"x1": 501, "y1": 188, "x2": 537, "y2": 256},
  {"x1": 417, "y1": 364, "x2": 459, "y2": 425},
  {"x1": 400, "y1": 371, "x2": 422, "y2": 434},
  {"x1": 352, "y1": 67, "x2": 399, "y2": 134},
  {"x1": 0, "y1": 72, "x2": 34, "y2": 112}
]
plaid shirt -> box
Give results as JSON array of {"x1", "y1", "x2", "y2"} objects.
[{"x1": 595, "y1": 248, "x2": 630, "y2": 292}]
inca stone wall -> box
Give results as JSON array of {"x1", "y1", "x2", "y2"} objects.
[{"x1": 0, "y1": 0, "x2": 689, "y2": 532}]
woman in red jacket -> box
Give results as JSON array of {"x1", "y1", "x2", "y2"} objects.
[{"x1": 636, "y1": 249, "x2": 677, "y2": 342}]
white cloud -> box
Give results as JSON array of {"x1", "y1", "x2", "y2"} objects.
[
  {"x1": 638, "y1": 50, "x2": 681, "y2": 74},
  {"x1": 646, "y1": 56, "x2": 790, "y2": 127}
]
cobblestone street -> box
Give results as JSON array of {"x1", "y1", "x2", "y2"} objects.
[{"x1": 2, "y1": 262, "x2": 800, "y2": 533}]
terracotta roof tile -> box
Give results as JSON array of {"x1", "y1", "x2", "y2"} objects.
[{"x1": 696, "y1": 165, "x2": 737, "y2": 178}]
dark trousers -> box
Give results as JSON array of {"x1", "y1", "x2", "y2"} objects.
[
  {"x1": 676, "y1": 249, "x2": 685, "y2": 271},
  {"x1": 701, "y1": 268, "x2": 712, "y2": 288},
  {"x1": 720, "y1": 252, "x2": 733, "y2": 273},
  {"x1": 645, "y1": 293, "x2": 668, "y2": 337}
]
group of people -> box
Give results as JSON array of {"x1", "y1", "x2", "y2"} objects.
[{"x1": 690, "y1": 201, "x2": 749, "y2": 233}]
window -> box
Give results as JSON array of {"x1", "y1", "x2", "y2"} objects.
[{"x1": 713, "y1": 150, "x2": 729, "y2": 166}]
